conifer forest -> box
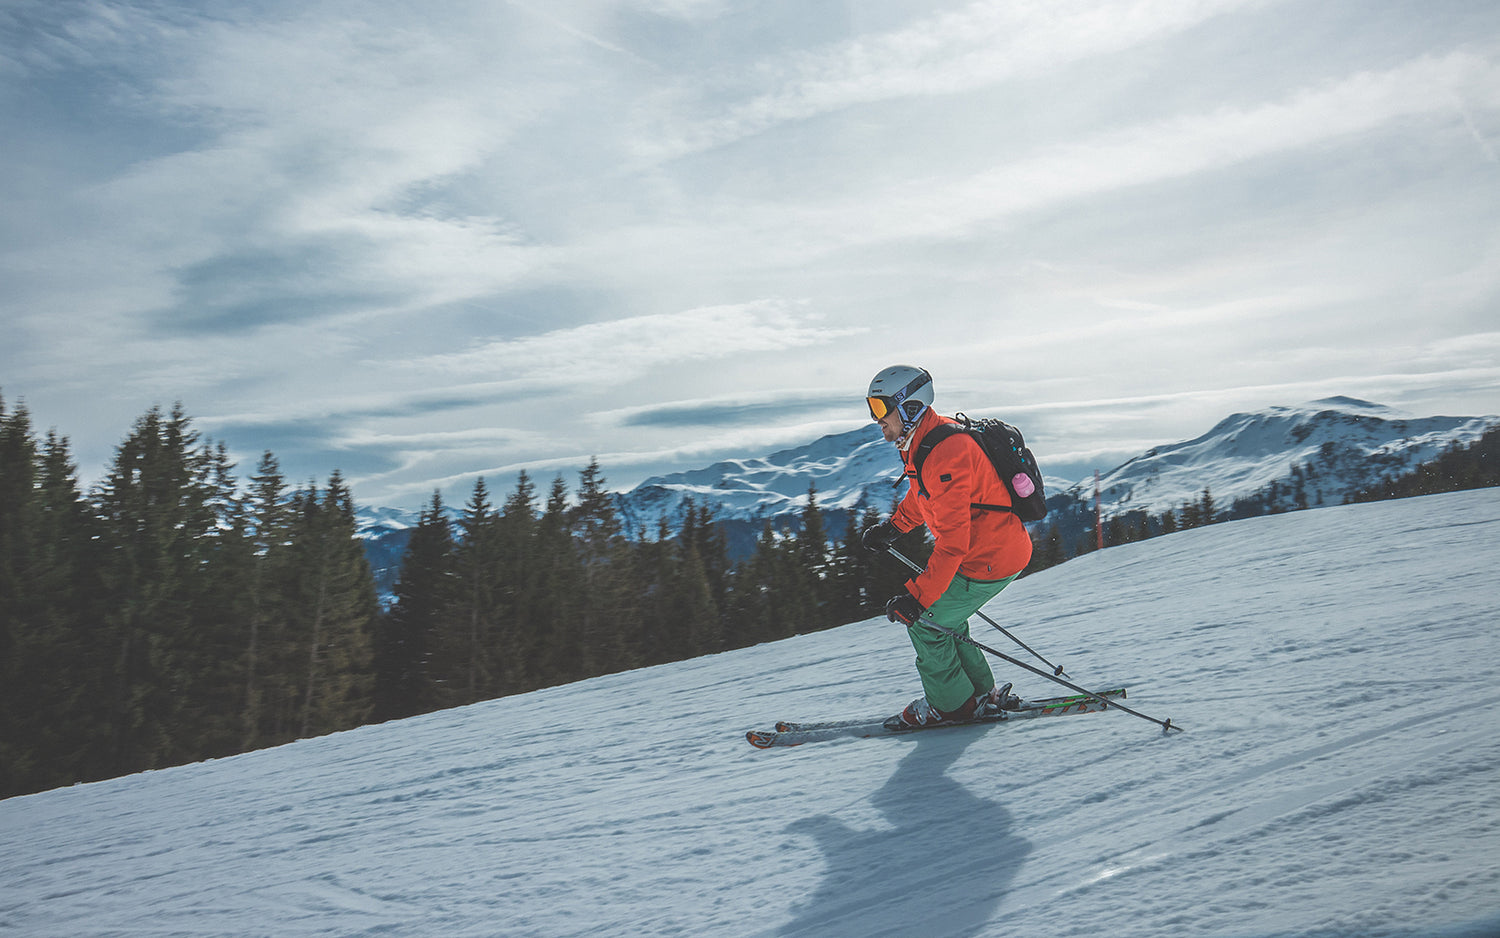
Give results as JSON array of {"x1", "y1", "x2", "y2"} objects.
[{"x1": 0, "y1": 398, "x2": 921, "y2": 799}]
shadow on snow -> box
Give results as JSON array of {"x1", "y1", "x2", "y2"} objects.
[{"x1": 778, "y1": 728, "x2": 1030, "y2": 938}]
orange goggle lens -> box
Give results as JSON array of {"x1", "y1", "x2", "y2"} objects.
[{"x1": 867, "y1": 396, "x2": 894, "y2": 420}]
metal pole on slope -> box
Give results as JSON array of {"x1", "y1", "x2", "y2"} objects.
[
  {"x1": 913, "y1": 610, "x2": 1182, "y2": 734},
  {"x1": 887, "y1": 547, "x2": 1068, "y2": 677},
  {"x1": 1095, "y1": 470, "x2": 1104, "y2": 552}
]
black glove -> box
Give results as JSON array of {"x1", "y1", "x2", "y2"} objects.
[
  {"x1": 886, "y1": 592, "x2": 925, "y2": 627},
  {"x1": 861, "y1": 520, "x2": 900, "y2": 553}
]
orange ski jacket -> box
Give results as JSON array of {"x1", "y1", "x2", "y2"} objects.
[{"x1": 890, "y1": 409, "x2": 1035, "y2": 608}]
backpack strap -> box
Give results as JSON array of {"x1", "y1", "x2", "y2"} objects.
[
  {"x1": 910, "y1": 423, "x2": 960, "y2": 499},
  {"x1": 910, "y1": 421, "x2": 1016, "y2": 514}
]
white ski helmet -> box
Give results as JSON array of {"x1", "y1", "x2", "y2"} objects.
[{"x1": 866, "y1": 365, "x2": 933, "y2": 433}]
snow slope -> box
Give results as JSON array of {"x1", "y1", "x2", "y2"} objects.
[{"x1": 4, "y1": 490, "x2": 1500, "y2": 938}]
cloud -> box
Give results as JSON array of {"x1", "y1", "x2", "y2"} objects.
[
  {"x1": 633, "y1": 0, "x2": 1269, "y2": 161},
  {"x1": 606, "y1": 390, "x2": 854, "y2": 429},
  {"x1": 6, "y1": 3, "x2": 572, "y2": 331},
  {"x1": 777, "y1": 50, "x2": 1500, "y2": 254},
  {"x1": 400, "y1": 300, "x2": 864, "y2": 386}
]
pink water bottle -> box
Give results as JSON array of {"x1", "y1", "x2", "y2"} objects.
[{"x1": 1011, "y1": 472, "x2": 1035, "y2": 498}]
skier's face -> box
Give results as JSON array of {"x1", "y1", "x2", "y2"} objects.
[{"x1": 876, "y1": 408, "x2": 904, "y2": 442}]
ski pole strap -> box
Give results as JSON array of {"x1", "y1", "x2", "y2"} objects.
[{"x1": 886, "y1": 547, "x2": 1067, "y2": 677}]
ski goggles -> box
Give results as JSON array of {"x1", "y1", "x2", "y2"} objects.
[{"x1": 867, "y1": 395, "x2": 898, "y2": 421}]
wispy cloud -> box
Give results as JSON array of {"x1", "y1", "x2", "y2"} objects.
[
  {"x1": 603, "y1": 389, "x2": 854, "y2": 429},
  {"x1": 634, "y1": 0, "x2": 1270, "y2": 160},
  {"x1": 775, "y1": 50, "x2": 1500, "y2": 253},
  {"x1": 401, "y1": 300, "x2": 863, "y2": 385}
]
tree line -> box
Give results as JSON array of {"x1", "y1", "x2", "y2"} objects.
[
  {"x1": 371, "y1": 466, "x2": 931, "y2": 722},
  {"x1": 1346, "y1": 426, "x2": 1499, "y2": 503},
  {"x1": 2, "y1": 399, "x2": 378, "y2": 799},
  {"x1": 0, "y1": 398, "x2": 924, "y2": 799}
]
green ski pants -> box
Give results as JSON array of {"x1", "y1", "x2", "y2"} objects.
[{"x1": 906, "y1": 572, "x2": 1019, "y2": 714}]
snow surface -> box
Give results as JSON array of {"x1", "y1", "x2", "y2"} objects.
[{"x1": 4, "y1": 489, "x2": 1500, "y2": 938}]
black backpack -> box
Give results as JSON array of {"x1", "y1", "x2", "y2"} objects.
[{"x1": 911, "y1": 413, "x2": 1048, "y2": 522}]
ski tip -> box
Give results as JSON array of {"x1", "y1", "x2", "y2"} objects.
[{"x1": 746, "y1": 730, "x2": 777, "y2": 749}]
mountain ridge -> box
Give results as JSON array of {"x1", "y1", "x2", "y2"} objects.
[
  {"x1": 1075, "y1": 396, "x2": 1499, "y2": 518},
  {"x1": 604, "y1": 395, "x2": 1498, "y2": 531},
  {"x1": 357, "y1": 397, "x2": 1499, "y2": 600}
]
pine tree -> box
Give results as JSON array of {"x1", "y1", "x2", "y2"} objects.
[
  {"x1": 286, "y1": 472, "x2": 377, "y2": 739},
  {"x1": 635, "y1": 518, "x2": 672, "y2": 665},
  {"x1": 639, "y1": 503, "x2": 718, "y2": 664},
  {"x1": 1179, "y1": 498, "x2": 1201, "y2": 529},
  {"x1": 375, "y1": 490, "x2": 453, "y2": 720},
  {"x1": 728, "y1": 521, "x2": 782, "y2": 644},
  {"x1": 692, "y1": 501, "x2": 731, "y2": 614},
  {"x1": 850, "y1": 506, "x2": 892, "y2": 616},
  {"x1": 0, "y1": 395, "x2": 35, "y2": 651},
  {"x1": 678, "y1": 544, "x2": 717, "y2": 659},
  {"x1": 33, "y1": 430, "x2": 110, "y2": 788},
  {"x1": 827, "y1": 512, "x2": 868, "y2": 624},
  {"x1": 0, "y1": 397, "x2": 38, "y2": 792},
  {"x1": 440, "y1": 478, "x2": 503, "y2": 706},
  {"x1": 496, "y1": 472, "x2": 540, "y2": 692},
  {"x1": 570, "y1": 459, "x2": 634, "y2": 676},
  {"x1": 1161, "y1": 508, "x2": 1178, "y2": 535},
  {"x1": 1102, "y1": 514, "x2": 1119, "y2": 549},
  {"x1": 93, "y1": 405, "x2": 227, "y2": 775},
  {"x1": 532, "y1": 475, "x2": 579, "y2": 686},
  {"x1": 1031, "y1": 524, "x2": 1067, "y2": 573},
  {"x1": 241, "y1": 452, "x2": 294, "y2": 748},
  {"x1": 0, "y1": 403, "x2": 107, "y2": 796},
  {"x1": 187, "y1": 440, "x2": 253, "y2": 760},
  {"x1": 794, "y1": 483, "x2": 829, "y2": 629}
]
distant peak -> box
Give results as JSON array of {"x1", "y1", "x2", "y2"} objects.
[
  {"x1": 1301, "y1": 397, "x2": 1408, "y2": 418},
  {"x1": 1308, "y1": 396, "x2": 1382, "y2": 409}
]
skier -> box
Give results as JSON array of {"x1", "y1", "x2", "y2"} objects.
[{"x1": 862, "y1": 365, "x2": 1034, "y2": 727}]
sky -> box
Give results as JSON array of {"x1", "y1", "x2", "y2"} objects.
[{"x1": 3, "y1": 0, "x2": 1499, "y2": 510}]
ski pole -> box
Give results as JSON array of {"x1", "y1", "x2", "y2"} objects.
[
  {"x1": 912, "y1": 611, "x2": 1181, "y2": 734},
  {"x1": 887, "y1": 547, "x2": 1068, "y2": 677}
]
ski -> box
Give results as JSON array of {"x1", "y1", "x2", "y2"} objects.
[
  {"x1": 746, "y1": 687, "x2": 1127, "y2": 749},
  {"x1": 770, "y1": 687, "x2": 1121, "y2": 732}
]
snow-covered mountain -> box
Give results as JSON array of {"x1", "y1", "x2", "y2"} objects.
[
  {"x1": 610, "y1": 396, "x2": 1497, "y2": 535},
  {"x1": 618, "y1": 422, "x2": 897, "y2": 528},
  {"x1": 1074, "y1": 396, "x2": 1500, "y2": 518},
  {"x1": 357, "y1": 397, "x2": 1498, "y2": 600},
  {"x1": 7, "y1": 489, "x2": 1500, "y2": 937},
  {"x1": 354, "y1": 506, "x2": 430, "y2": 607},
  {"x1": 612, "y1": 423, "x2": 910, "y2": 560}
]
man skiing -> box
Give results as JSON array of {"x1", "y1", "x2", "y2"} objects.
[{"x1": 862, "y1": 365, "x2": 1034, "y2": 728}]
